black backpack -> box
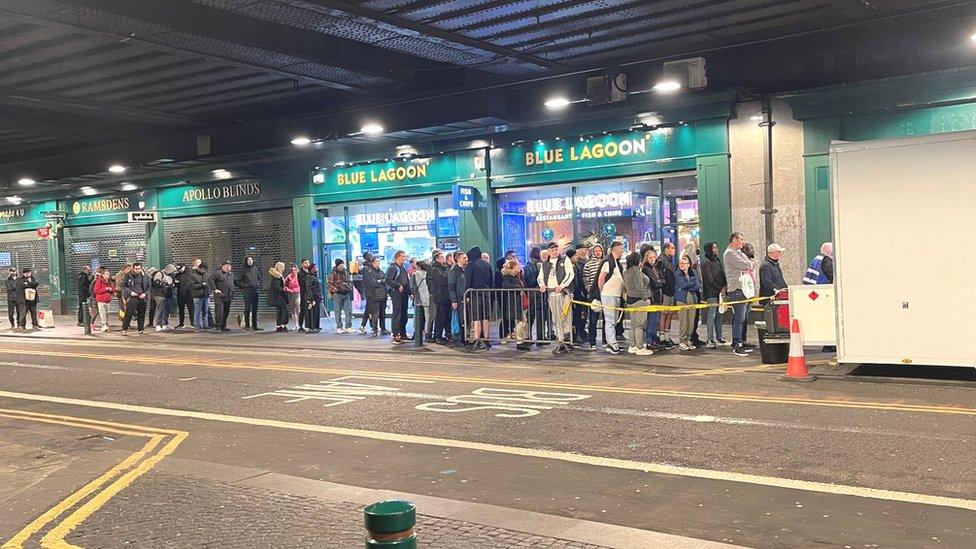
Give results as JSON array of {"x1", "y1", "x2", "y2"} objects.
[{"x1": 587, "y1": 258, "x2": 617, "y2": 301}]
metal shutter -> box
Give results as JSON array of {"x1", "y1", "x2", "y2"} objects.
[
  {"x1": 63, "y1": 224, "x2": 148, "y2": 312},
  {"x1": 0, "y1": 231, "x2": 52, "y2": 313},
  {"x1": 164, "y1": 209, "x2": 295, "y2": 314}
]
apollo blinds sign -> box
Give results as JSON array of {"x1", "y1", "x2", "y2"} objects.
[{"x1": 489, "y1": 126, "x2": 699, "y2": 187}]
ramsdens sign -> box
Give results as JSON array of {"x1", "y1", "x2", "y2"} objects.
[{"x1": 71, "y1": 197, "x2": 129, "y2": 215}]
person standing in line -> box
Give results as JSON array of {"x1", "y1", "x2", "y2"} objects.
[
  {"x1": 114, "y1": 264, "x2": 132, "y2": 318},
  {"x1": 740, "y1": 242, "x2": 759, "y2": 349},
  {"x1": 306, "y1": 263, "x2": 323, "y2": 333},
  {"x1": 723, "y1": 232, "x2": 755, "y2": 357},
  {"x1": 582, "y1": 244, "x2": 604, "y2": 350},
  {"x1": 211, "y1": 261, "x2": 235, "y2": 332},
  {"x1": 464, "y1": 246, "x2": 493, "y2": 352},
  {"x1": 701, "y1": 242, "x2": 727, "y2": 349},
  {"x1": 759, "y1": 243, "x2": 788, "y2": 298},
  {"x1": 362, "y1": 256, "x2": 387, "y2": 337},
  {"x1": 237, "y1": 255, "x2": 262, "y2": 331},
  {"x1": 385, "y1": 250, "x2": 410, "y2": 344},
  {"x1": 356, "y1": 253, "x2": 372, "y2": 334},
  {"x1": 284, "y1": 264, "x2": 302, "y2": 331},
  {"x1": 93, "y1": 268, "x2": 115, "y2": 332},
  {"x1": 538, "y1": 242, "x2": 575, "y2": 345},
  {"x1": 655, "y1": 243, "x2": 677, "y2": 347},
  {"x1": 675, "y1": 255, "x2": 701, "y2": 351},
  {"x1": 17, "y1": 268, "x2": 40, "y2": 330},
  {"x1": 121, "y1": 262, "x2": 150, "y2": 335},
  {"x1": 446, "y1": 252, "x2": 456, "y2": 269},
  {"x1": 190, "y1": 261, "x2": 211, "y2": 332},
  {"x1": 803, "y1": 242, "x2": 834, "y2": 284},
  {"x1": 407, "y1": 258, "x2": 418, "y2": 276},
  {"x1": 268, "y1": 262, "x2": 288, "y2": 332},
  {"x1": 448, "y1": 251, "x2": 468, "y2": 345},
  {"x1": 327, "y1": 259, "x2": 353, "y2": 334},
  {"x1": 151, "y1": 264, "x2": 176, "y2": 331},
  {"x1": 597, "y1": 241, "x2": 625, "y2": 355},
  {"x1": 568, "y1": 245, "x2": 592, "y2": 349},
  {"x1": 623, "y1": 251, "x2": 653, "y2": 356},
  {"x1": 5, "y1": 268, "x2": 20, "y2": 329},
  {"x1": 428, "y1": 251, "x2": 451, "y2": 344},
  {"x1": 77, "y1": 266, "x2": 93, "y2": 326},
  {"x1": 174, "y1": 263, "x2": 193, "y2": 329},
  {"x1": 499, "y1": 259, "x2": 532, "y2": 351},
  {"x1": 297, "y1": 258, "x2": 311, "y2": 332},
  {"x1": 685, "y1": 241, "x2": 705, "y2": 348},
  {"x1": 642, "y1": 248, "x2": 665, "y2": 352},
  {"x1": 410, "y1": 259, "x2": 432, "y2": 341}
]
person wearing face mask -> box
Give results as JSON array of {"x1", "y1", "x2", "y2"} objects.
[
  {"x1": 5, "y1": 268, "x2": 20, "y2": 329},
  {"x1": 237, "y1": 255, "x2": 263, "y2": 331}
]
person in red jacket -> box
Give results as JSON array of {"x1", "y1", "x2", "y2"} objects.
[{"x1": 93, "y1": 269, "x2": 116, "y2": 332}]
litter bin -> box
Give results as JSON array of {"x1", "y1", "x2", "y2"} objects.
[{"x1": 757, "y1": 324, "x2": 789, "y2": 364}]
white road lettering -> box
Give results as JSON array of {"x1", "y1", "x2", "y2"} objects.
[{"x1": 416, "y1": 388, "x2": 591, "y2": 418}]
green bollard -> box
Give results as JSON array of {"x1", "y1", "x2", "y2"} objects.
[
  {"x1": 82, "y1": 298, "x2": 92, "y2": 336},
  {"x1": 364, "y1": 499, "x2": 416, "y2": 549}
]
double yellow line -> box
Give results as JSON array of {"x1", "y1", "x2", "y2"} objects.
[{"x1": 0, "y1": 409, "x2": 186, "y2": 549}]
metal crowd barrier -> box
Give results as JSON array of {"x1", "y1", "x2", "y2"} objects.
[{"x1": 462, "y1": 288, "x2": 574, "y2": 354}]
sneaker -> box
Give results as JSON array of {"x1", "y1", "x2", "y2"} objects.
[
  {"x1": 138, "y1": 330, "x2": 145, "y2": 335},
  {"x1": 731, "y1": 345, "x2": 749, "y2": 357},
  {"x1": 100, "y1": 326, "x2": 109, "y2": 333},
  {"x1": 717, "y1": 338, "x2": 729, "y2": 346},
  {"x1": 155, "y1": 326, "x2": 163, "y2": 332},
  {"x1": 175, "y1": 324, "x2": 184, "y2": 329},
  {"x1": 627, "y1": 346, "x2": 638, "y2": 354},
  {"x1": 605, "y1": 344, "x2": 621, "y2": 355},
  {"x1": 578, "y1": 342, "x2": 595, "y2": 351},
  {"x1": 516, "y1": 343, "x2": 531, "y2": 351},
  {"x1": 741, "y1": 342, "x2": 757, "y2": 350},
  {"x1": 120, "y1": 330, "x2": 128, "y2": 336},
  {"x1": 636, "y1": 348, "x2": 653, "y2": 356},
  {"x1": 706, "y1": 340, "x2": 717, "y2": 349},
  {"x1": 381, "y1": 330, "x2": 391, "y2": 336},
  {"x1": 678, "y1": 343, "x2": 692, "y2": 351},
  {"x1": 647, "y1": 343, "x2": 664, "y2": 352},
  {"x1": 253, "y1": 326, "x2": 264, "y2": 331},
  {"x1": 358, "y1": 327, "x2": 367, "y2": 335}
]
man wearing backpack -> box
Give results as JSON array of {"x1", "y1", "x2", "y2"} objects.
[
  {"x1": 723, "y1": 232, "x2": 755, "y2": 357},
  {"x1": 595, "y1": 241, "x2": 625, "y2": 354}
]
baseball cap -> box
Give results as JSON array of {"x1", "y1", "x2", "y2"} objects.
[{"x1": 767, "y1": 243, "x2": 786, "y2": 253}]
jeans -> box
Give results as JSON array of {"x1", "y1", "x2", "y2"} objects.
[
  {"x1": 332, "y1": 293, "x2": 352, "y2": 328},
  {"x1": 727, "y1": 289, "x2": 748, "y2": 346},
  {"x1": 194, "y1": 296, "x2": 210, "y2": 329},
  {"x1": 600, "y1": 295, "x2": 620, "y2": 347},
  {"x1": 587, "y1": 309, "x2": 601, "y2": 346},
  {"x1": 243, "y1": 290, "x2": 259, "y2": 328},
  {"x1": 646, "y1": 311, "x2": 660, "y2": 344},
  {"x1": 706, "y1": 297, "x2": 723, "y2": 342},
  {"x1": 432, "y1": 302, "x2": 451, "y2": 341},
  {"x1": 628, "y1": 300, "x2": 649, "y2": 349}
]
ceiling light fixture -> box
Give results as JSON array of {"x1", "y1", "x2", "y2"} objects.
[
  {"x1": 291, "y1": 136, "x2": 312, "y2": 146},
  {"x1": 652, "y1": 80, "x2": 681, "y2": 93},
  {"x1": 312, "y1": 173, "x2": 325, "y2": 184},
  {"x1": 212, "y1": 168, "x2": 232, "y2": 180},
  {"x1": 80, "y1": 186, "x2": 97, "y2": 196},
  {"x1": 108, "y1": 164, "x2": 127, "y2": 174},
  {"x1": 17, "y1": 178, "x2": 35, "y2": 187},
  {"x1": 6, "y1": 196, "x2": 22, "y2": 204},
  {"x1": 359, "y1": 123, "x2": 384, "y2": 136},
  {"x1": 544, "y1": 97, "x2": 572, "y2": 110},
  {"x1": 121, "y1": 183, "x2": 138, "y2": 191}
]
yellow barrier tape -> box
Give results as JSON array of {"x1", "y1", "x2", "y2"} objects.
[{"x1": 567, "y1": 295, "x2": 772, "y2": 314}]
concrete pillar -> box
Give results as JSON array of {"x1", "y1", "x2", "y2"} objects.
[{"x1": 729, "y1": 100, "x2": 806, "y2": 282}]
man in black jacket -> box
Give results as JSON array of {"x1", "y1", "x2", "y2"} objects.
[
  {"x1": 212, "y1": 261, "x2": 235, "y2": 332},
  {"x1": 5, "y1": 268, "x2": 20, "y2": 329},
  {"x1": 464, "y1": 246, "x2": 493, "y2": 350},
  {"x1": 701, "y1": 242, "x2": 727, "y2": 348},
  {"x1": 448, "y1": 252, "x2": 468, "y2": 344},
  {"x1": 77, "y1": 266, "x2": 93, "y2": 326},
  {"x1": 121, "y1": 263, "x2": 151, "y2": 334},
  {"x1": 759, "y1": 243, "x2": 787, "y2": 298},
  {"x1": 18, "y1": 268, "x2": 40, "y2": 330},
  {"x1": 656, "y1": 243, "x2": 677, "y2": 347},
  {"x1": 428, "y1": 251, "x2": 452, "y2": 343},
  {"x1": 568, "y1": 245, "x2": 591, "y2": 348},
  {"x1": 306, "y1": 263, "x2": 323, "y2": 333},
  {"x1": 237, "y1": 255, "x2": 262, "y2": 331},
  {"x1": 297, "y1": 258, "x2": 311, "y2": 332},
  {"x1": 174, "y1": 263, "x2": 193, "y2": 329},
  {"x1": 385, "y1": 250, "x2": 410, "y2": 343}
]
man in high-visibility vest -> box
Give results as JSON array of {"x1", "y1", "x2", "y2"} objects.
[{"x1": 803, "y1": 242, "x2": 834, "y2": 285}]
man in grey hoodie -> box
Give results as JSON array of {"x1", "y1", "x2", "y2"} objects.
[{"x1": 723, "y1": 232, "x2": 755, "y2": 357}]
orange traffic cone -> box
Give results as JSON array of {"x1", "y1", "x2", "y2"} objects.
[{"x1": 779, "y1": 318, "x2": 816, "y2": 382}]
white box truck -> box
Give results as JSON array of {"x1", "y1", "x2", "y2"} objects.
[{"x1": 831, "y1": 130, "x2": 976, "y2": 369}]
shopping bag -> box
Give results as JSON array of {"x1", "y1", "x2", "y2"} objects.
[
  {"x1": 237, "y1": 313, "x2": 245, "y2": 329},
  {"x1": 36, "y1": 310, "x2": 55, "y2": 328},
  {"x1": 514, "y1": 319, "x2": 529, "y2": 341},
  {"x1": 738, "y1": 273, "x2": 756, "y2": 299},
  {"x1": 718, "y1": 294, "x2": 728, "y2": 315}
]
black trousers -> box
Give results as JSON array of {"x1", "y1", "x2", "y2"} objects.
[
  {"x1": 276, "y1": 305, "x2": 289, "y2": 326},
  {"x1": 360, "y1": 298, "x2": 387, "y2": 330},
  {"x1": 214, "y1": 298, "x2": 231, "y2": 330},
  {"x1": 572, "y1": 302, "x2": 588, "y2": 343},
  {"x1": 8, "y1": 299, "x2": 21, "y2": 327},
  {"x1": 177, "y1": 292, "x2": 193, "y2": 326},
  {"x1": 366, "y1": 299, "x2": 386, "y2": 333},
  {"x1": 19, "y1": 301, "x2": 37, "y2": 328},
  {"x1": 307, "y1": 300, "x2": 320, "y2": 331},
  {"x1": 391, "y1": 291, "x2": 408, "y2": 338},
  {"x1": 432, "y1": 302, "x2": 451, "y2": 341},
  {"x1": 77, "y1": 298, "x2": 89, "y2": 324},
  {"x1": 147, "y1": 298, "x2": 157, "y2": 327},
  {"x1": 121, "y1": 297, "x2": 146, "y2": 332},
  {"x1": 527, "y1": 292, "x2": 546, "y2": 341},
  {"x1": 243, "y1": 290, "x2": 259, "y2": 328},
  {"x1": 299, "y1": 296, "x2": 308, "y2": 329}
]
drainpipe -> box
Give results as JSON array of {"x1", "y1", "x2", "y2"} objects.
[{"x1": 759, "y1": 97, "x2": 777, "y2": 247}]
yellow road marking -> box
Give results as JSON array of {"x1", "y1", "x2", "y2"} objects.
[
  {"x1": 0, "y1": 409, "x2": 186, "y2": 549},
  {"x1": 5, "y1": 349, "x2": 975, "y2": 416},
  {"x1": 2, "y1": 390, "x2": 974, "y2": 513}
]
